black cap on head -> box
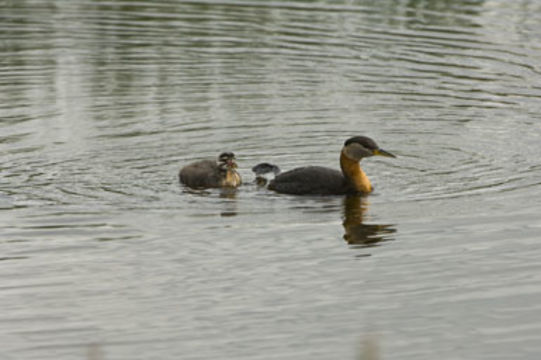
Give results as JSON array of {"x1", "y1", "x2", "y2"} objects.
[
  {"x1": 252, "y1": 162, "x2": 281, "y2": 176},
  {"x1": 219, "y1": 152, "x2": 235, "y2": 162},
  {"x1": 344, "y1": 136, "x2": 378, "y2": 150}
]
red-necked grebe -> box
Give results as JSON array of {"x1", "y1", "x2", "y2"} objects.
[
  {"x1": 179, "y1": 152, "x2": 242, "y2": 189},
  {"x1": 252, "y1": 136, "x2": 395, "y2": 195}
]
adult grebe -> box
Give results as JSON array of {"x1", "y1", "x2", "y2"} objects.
[
  {"x1": 179, "y1": 152, "x2": 242, "y2": 189},
  {"x1": 252, "y1": 136, "x2": 395, "y2": 195}
]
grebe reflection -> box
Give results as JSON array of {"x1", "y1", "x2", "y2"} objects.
[{"x1": 342, "y1": 196, "x2": 396, "y2": 249}]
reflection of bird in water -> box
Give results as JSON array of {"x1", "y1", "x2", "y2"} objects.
[
  {"x1": 179, "y1": 152, "x2": 241, "y2": 189},
  {"x1": 252, "y1": 136, "x2": 395, "y2": 195},
  {"x1": 342, "y1": 195, "x2": 395, "y2": 248}
]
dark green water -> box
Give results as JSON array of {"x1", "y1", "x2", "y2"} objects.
[{"x1": 1, "y1": 1, "x2": 541, "y2": 359}]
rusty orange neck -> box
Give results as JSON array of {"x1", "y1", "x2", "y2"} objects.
[{"x1": 340, "y1": 150, "x2": 372, "y2": 194}]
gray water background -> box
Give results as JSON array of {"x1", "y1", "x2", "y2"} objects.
[{"x1": 1, "y1": 0, "x2": 541, "y2": 359}]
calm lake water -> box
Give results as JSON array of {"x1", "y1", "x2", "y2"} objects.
[{"x1": 2, "y1": 0, "x2": 541, "y2": 359}]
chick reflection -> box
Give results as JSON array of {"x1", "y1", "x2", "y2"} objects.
[
  {"x1": 182, "y1": 187, "x2": 238, "y2": 217},
  {"x1": 342, "y1": 196, "x2": 395, "y2": 248},
  {"x1": 219, "y1": 188, "x2": 238, "y2": 217}
]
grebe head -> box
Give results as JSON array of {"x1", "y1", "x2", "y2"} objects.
[
  {"x1": 252, "y1": 162, "x2": 281, "y2": 176},
  {"x1": 218, "y1": 152, "x2": 238, "y2": 171},
  {"x1": 342, "y1": 136, "x2": 396, "y2": 161}
]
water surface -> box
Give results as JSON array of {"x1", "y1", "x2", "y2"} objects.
[{"x1": 2, "y1": 0, "x2": 541, "y2": 359}]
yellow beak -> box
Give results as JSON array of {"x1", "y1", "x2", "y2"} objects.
[{"x1": 373, "y1": 148, "x2": 396, "y2": 158}]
